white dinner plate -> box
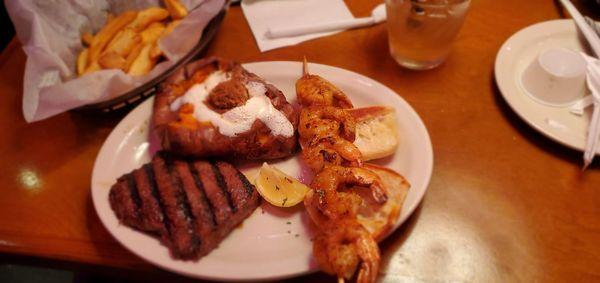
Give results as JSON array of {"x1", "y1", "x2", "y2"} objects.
[
  {"x1": 91, "y1": 61, "x2": 433, "y2": 281},
  {"x1": 495, "y1": 19, "x2": 600, "y2": 154}
]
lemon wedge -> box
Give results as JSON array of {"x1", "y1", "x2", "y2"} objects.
[{"x1": 254, "y1": 163, "x2": 310, "y2": 207}]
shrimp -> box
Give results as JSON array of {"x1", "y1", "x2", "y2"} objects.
[
  {"x1": 301, "y1": 136, "x2": 363, "y2": 172},
  {"x1": 312, "y1": 218, "x2": 381, "y2": 283},
  {"x1": 298, "y1": 106, "x2": 360, "y2": 171},
  {"x1": 298, "y1": 107, "x2": 356, "y2": 142},
  {"x1": 305, "y1": 166, "x2": 386, "y2": 282},
  {"x1": 305, "y1": 188, "x2": 362, "y2": 228},
  {"x1": 305, "y1": 166, "x2": 387, "y2": 221},
  {"x1": 296, "y1": 58, "x2": 354, "y2": 108}
]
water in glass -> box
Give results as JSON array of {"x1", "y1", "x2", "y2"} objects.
[{"x1": 386, "y1": 0, "x2": 470, "y2": 70}]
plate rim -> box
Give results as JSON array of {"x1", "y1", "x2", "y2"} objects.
[{"x1": 91, "y1": 60, "x2": 434, "y2": 281}]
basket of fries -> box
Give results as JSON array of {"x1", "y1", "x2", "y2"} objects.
[{"x1": 6, "y1": 0, "x2": 228, "y2": 122}]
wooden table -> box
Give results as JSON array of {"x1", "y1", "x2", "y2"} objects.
[{"x1": 1, "y1": 0, "x2": 599, "y2": 282}]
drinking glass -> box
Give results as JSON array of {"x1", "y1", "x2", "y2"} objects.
[{"x1": 385, "y1": 0, "x2": 471, "y2": 70}]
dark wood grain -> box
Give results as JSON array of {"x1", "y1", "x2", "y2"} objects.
[{"x1": 0, "y1": 0, "x2": 599, "y2": 282}]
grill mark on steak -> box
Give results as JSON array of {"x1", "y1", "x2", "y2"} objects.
[
  {"x1": 187, "y1": 162, "x2": 217, "y2": 228},
  {"x1": 109, "y1": 178, "x2": 140, "y2": 228},
  {"x1": 214, "y1": 162, "x2": 254, "y2": 210},
  {"x1": 163, "y1": 154, "x2": 201, "y2": 251},
  {"x1": 163, "y1": 155, "x2": 196, "y2": 225},
  {"x1": 133, "y1": 168, "x2": 166, "y2": 234},
  {"x1": 193, "y1": 161, "x2": 233, "y2": 225},
  {"x1": 144, "y1": 164, "x2": 171, "y2": 237},
  {"x1": 210, "y1": 162, "x2": 236, "y2": 212},
  {"x1": 152, "y1": 156, "x2": 198, "y2": 258},
  {"x1": 126, "y1": 174, "x2": 142, "y2": 212},
  {"x1": 237, "y1": 170, "x2": 254, "y2": 196},
  {"x1": 174, "y1": 160, "x2": 219, "y2": 257}
]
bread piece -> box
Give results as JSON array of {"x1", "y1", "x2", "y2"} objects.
[
  {"x1": 356, "y1": 163, "x2": 410, "y2": 241},
  {"x1": 349, "y1": 106, "x2": 399, "y2": 161}
]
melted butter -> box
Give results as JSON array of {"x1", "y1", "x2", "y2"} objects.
[{"x1": 170, "y1": 71, "x2": 294, "y2": 138}]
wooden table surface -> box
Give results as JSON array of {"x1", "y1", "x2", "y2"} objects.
[{"x1": 1, "y1": 0, "x2": 599, "y2": 282}]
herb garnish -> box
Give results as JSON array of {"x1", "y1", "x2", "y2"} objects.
[{"x1": 316, "y1": 190, "x2": 325, "y2": 199}]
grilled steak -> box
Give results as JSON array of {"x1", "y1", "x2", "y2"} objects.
[{"x1": 109, "y1": 152, "x2": 260, "y2": 259}]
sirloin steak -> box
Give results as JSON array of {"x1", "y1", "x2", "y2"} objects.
[{"x1": 109, "y1": 151, "x2": 260, "y2": 259}]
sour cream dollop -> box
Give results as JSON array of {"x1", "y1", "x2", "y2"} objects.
[{"x1": 169, "y1": 71, "x2": 294, "y2": 138}]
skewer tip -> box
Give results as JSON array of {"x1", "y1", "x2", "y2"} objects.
[
  {"x1": 582, "y1": 160, "x2": 592, "y2": 171},
  {"x1": 302, "y1": 56, "x2": 309, "y2": 75}
]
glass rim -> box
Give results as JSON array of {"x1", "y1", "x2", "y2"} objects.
[{"x1": 403, "y1": 0, "x2": 471, "y2": 7}]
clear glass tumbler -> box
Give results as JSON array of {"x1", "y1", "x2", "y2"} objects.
[{"x1": 385, "y1": 0, "x2": 471, "y2": 70}]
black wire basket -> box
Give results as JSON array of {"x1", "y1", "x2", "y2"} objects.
[{"x1": 75, "y1": 2, "x2": 229, "y2": 113}]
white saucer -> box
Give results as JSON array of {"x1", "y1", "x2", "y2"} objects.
[{"x1": 495, "y1": 19, "x2": 600, "y2": 154}]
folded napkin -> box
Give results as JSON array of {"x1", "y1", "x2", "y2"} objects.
[{"x1": 241, "y1": 0, "x2": 354, "y2": 52}]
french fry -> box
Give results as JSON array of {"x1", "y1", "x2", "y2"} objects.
[
  {"x1": 77, "y1": 48, "x2": 89, "y2": 75},
  {"x1": 88, "y1": 11, "x2": 137, "y2": 64},
  {"x1": 125, "y1": 44, "x2": 144, "y2": 72},
  {"x1": 82, "y1": 32, "x2": 94, "y2": 46},
  {"x1": 127, "y1": 7, "x2": 169, "y2": 32},
  {"x1": 140, "y1": 22, "x2": 166, "y2": 44},
  {"x1": 105, "y1": 28, "x2": 141, "y2": 57},
  {"x1": 149, "y1": 44, "x2": 163, "y2": 60},
  {"x1": 84, "y1": 61, "x2": 101, "y2": 75},
  {"x1": 77, "y1": 2, "x2": 188, "y2": 77},
  {"x1": 164, "y1": 0, "x2": 188, "y2": 20},
  {"x1": 163, "y1": 20, "x2": 181, "y2": 37},
  {"x1": 147, "y1": 19, "x2": 180, "y2": 60},
  {"x1": 98, "y1": 51, "x2": 127, "y2": 70},
  {"x1": 128, "y1": 44, "x2": 157, "y2": 76}
]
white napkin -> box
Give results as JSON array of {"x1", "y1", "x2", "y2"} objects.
[{"x1": 241, "y1": 0, "x2": 354, "y2": 52}]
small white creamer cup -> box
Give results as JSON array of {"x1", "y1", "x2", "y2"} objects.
[{"x1": 520, "y1": 47, "x2": 587, "y2": 107}]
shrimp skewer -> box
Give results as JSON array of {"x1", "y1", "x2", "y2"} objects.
[{"x1": 297, "y1": 58, "x2": 385, "y2": 283}]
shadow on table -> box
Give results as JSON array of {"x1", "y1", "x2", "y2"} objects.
[{"x1": 490, "y1": 73, "x2": 600, "y2": 172}]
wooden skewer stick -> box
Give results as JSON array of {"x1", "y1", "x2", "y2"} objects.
[
  {"x1": 338, "y1": 277, "x2": 344, "y2": 283},
  {"x1": 303, "y1": 56, "x2": 309, "y2": 75}
]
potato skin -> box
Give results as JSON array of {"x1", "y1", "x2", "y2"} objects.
[{"x1": 153, "y1": 57, "x2": 298, "y2": 159}]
